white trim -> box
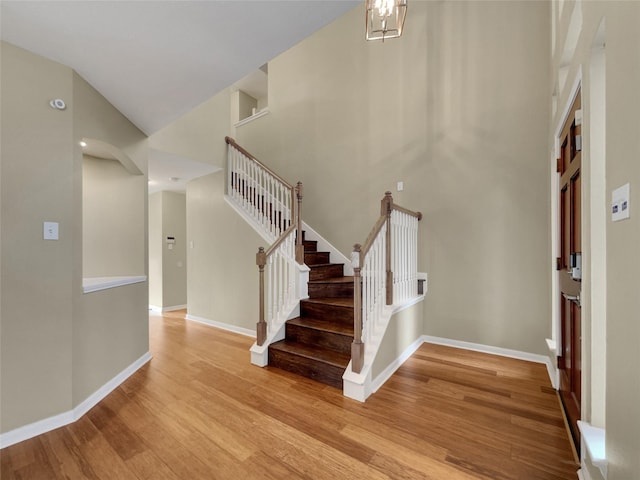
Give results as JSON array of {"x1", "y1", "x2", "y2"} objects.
[
  {"x1": 0, "y1": 352, "x2": 151, "y2": 449},
  {"x1": 343, "y1": 295, "x2": 425, "y2": 402},
  {"x1": 371, "y1": 335, "x2": 424, "y2": 393},
  {"x1": 149, "y1": 304, "x2": 187, "y2": 313},
  {"x1": 0, "y1": 411, "x2": 74, "y2": 450},
  {"x1": 545, "y1": 338, "x2": 559, "y2": 389},
  {"x1": 83, "y1": 275, "x2": 147, "y2": 293},
  {"x1": 393, "y1": 294, "x2": 424, "y2": 313},
  {"x1": 301, "y1": 221, "x2": 353, "y2": 275},
  {"x1": 346, "y1": 332, "x2": 556, "y2": 403},
  {"x1": 423, "y1": 335, "x2": 558, "y2": 388},
  {"x1": 223, "y1": 195, "x2": 275, "y2": 244},
  {"x1": 343, "y1": 364, "x2": 372, "y2": 402},
  {"x1": 73, "y1": 353, "x2": 152, "y2": 419},
  {"x1": 423, "y1": 335, "x2": 552, "y2": 366},
  {"x1": 185, "y1": 314, "x2": 255, "y2": 338},
  {"x1": 233, "y1": 107, "x2": 270, "y2": 128},
  {"x1": 250, "y1": 325, "x2": 285, "y2": 367},
  {"x1": 578, "y1": 421, "x2": 607, "y2": 478},
  {"x1": 577, "y1": 468, "x2": 588, "y2": 480}
]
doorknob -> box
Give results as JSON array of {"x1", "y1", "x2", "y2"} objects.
[{"x1": 562, "y1": 292, "x2": 581, "y2": 307}]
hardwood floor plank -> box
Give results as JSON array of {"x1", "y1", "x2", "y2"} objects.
[
  {"x1": 40, "y1": 427, "x2": 100, "y2": 480},
  {"x1": 124, "y1": 450, "x2": 182, "y2": 480},
  {"x1": 0, "y1": 311, "x2": 578, "y2": 479}
]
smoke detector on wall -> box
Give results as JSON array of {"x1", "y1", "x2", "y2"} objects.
[{"x1": 49, "y1": 98, "x2": 66, "y2": 110}]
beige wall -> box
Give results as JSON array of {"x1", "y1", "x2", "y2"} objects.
[
  {"x1": 186, "y1": 172, "x2": 262, "y2": 330},
  {"x1": 73, "y1": 282, "x2": 149, "y2": 404},
  {"x1": 148, "y1": 190, "x2": 187, "y2": 309},
  {"x1": 82, "y1": 155, "x2": 146, "y2": 276},
  {"x1": 149, "y1": 89, "x2": 230, "y2": 168},
  {"x1": 149, "y1": 192, "x2": 163, "y2": 306},
  {"x1": 161, "y1": 191, "x2": 187, "y2": 308},
  {"x1": 72, "y1": 70, "x2": 148, "y2": 406},
  {"x1": 1, "y1": 42, "x2": 149, "y2": 433},
  {"x1": 1, "y1": 42, "x2": 75, "y2": 431},
  {"x1": 601, "y1": 4, "x2": 640, "y2": 478},
  {"x1": 236, "y1": 1, "x2": 552, "y2": 355},
  {"x1": 372, "y1": 303, "x2": 425, "y2": 380}
]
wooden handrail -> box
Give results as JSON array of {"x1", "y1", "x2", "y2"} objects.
[
  {"x1": 359, "y1": 214, "x2": 387, "y2": 260},
  {"x1": 264, "y1": 223, "x2": 296, "y2": 258},
  {"x1": 359, "y1": 193, "x2": 422, "y2": 260},
  {"x1": 225, "y1": 136, "x2": 294, "y2": 189},
  {"x1": 393, "y1": 204, "x2": 423, "y2": 221}
]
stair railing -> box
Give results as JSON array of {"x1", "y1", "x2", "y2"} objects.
[
  {"x1": 226, "y1": 137, "x2": 301, "y2": 246},
  {"x1": 351, "y1": 192, "x2": 422, "y2": 373},
  {"x1": 225, "y1": 137, "x2": 304, "y2": 346}
]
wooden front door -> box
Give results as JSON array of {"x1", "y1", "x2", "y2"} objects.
[{"x1": 557, "y1": 89, "x2": 582, "y2": 454}]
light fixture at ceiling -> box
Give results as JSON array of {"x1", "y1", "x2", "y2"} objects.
[{"x1": 365, "y1": 0, "x2": 407, "y2": 42}]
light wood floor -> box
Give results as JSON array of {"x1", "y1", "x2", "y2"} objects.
[{"x1": 1, "y1": 310, "x2": 578, "y2": 479}]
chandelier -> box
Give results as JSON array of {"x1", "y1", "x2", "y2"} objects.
[{"x1": 365, "y1": 0, "x2": 407, "y2": 41}]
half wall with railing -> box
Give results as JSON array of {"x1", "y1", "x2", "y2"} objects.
[{"x1": 347, "y1": 192, "x2": 422, "y2": 389}]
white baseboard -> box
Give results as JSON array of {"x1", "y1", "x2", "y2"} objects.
[
  {"x1": 0, "y1": 351, "x2": 152, "y2": 449},
  {"x1": 371, "y1": 335, "x2": 425, "y2": 394},
  {"x1": 185, "y1": 314, "x2": 255, "y2": 338},
  {"x1": 424, "y1": 335, "x2": 551, "y2": 363},
  {"x1": 149, "y1": 304, "x2": 187, "y2": 313},
  {"x1": 345, "y1": 333, "x2": 555, "y2": 403}
]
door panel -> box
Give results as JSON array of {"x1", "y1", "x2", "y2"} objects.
[{"x1": 557, "y1": 89, "x2": 582, "y2": 455}]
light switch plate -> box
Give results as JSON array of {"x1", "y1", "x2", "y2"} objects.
[
  {"x1": 397, "y1": 181, "x2": 404, "y2": 192},
  {"x1": 44, "y1": 221, "x2": 59, "y2": 240},
  {"x1": 612, "y1": 183, "x2": 630, "y2": 222}
]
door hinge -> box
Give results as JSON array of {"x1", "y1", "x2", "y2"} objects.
[{"x1": 556, "y1": 257, "x2": 562, "y2": 271}]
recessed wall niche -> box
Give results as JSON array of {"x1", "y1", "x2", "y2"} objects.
[
  {"x1": 231, "y1": 63, "x2": 269, "y2": 126},
  {"x1": 82, "y1": 138, "x2": 145, "y2": 278}
]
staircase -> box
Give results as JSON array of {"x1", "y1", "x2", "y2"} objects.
[
  {"x1": 268, "y1": 232, "x2": 354, "y2": 389},
  {"x1": 226, "y1": 137, "x2": 423, "y2": 398}
]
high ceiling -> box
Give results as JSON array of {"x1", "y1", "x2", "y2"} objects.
[
  {"x1": 2, "y1": 1, "x2": 359, "y2": 193},
  {"x1": 1, "y1": 1, "x2": 360, "y2": 136}
]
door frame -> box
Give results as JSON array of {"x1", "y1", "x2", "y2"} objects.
[{"x1": 550, "y1": 70, "x2": 582, "y2": 392}]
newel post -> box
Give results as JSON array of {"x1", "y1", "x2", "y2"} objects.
[
  {"x1": 351, "y1": 244, "x2": 364, "y2": 374},
  {"x1": 382, "y1": 191, "x2": 393, "y2": 306},
  {"x1": 256, "y1": 247, "x2": 267, "y2": 346},
  {"x1": 295, "y1": 182, "x2": 304, "y2": 264}
]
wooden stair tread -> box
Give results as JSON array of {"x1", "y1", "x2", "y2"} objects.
[
  {"x1": 287, "y1": 317, "x2": 354, "y2": 336},
  {"x1": 269, "y1": 340, "x2": 350, "y2": 367},
  {"x1": 302, "y1": 297, "x2": 354, "y2": 308},
  {"x1": 308, "y1": 276, "x2": 354, "y2": 284}
]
